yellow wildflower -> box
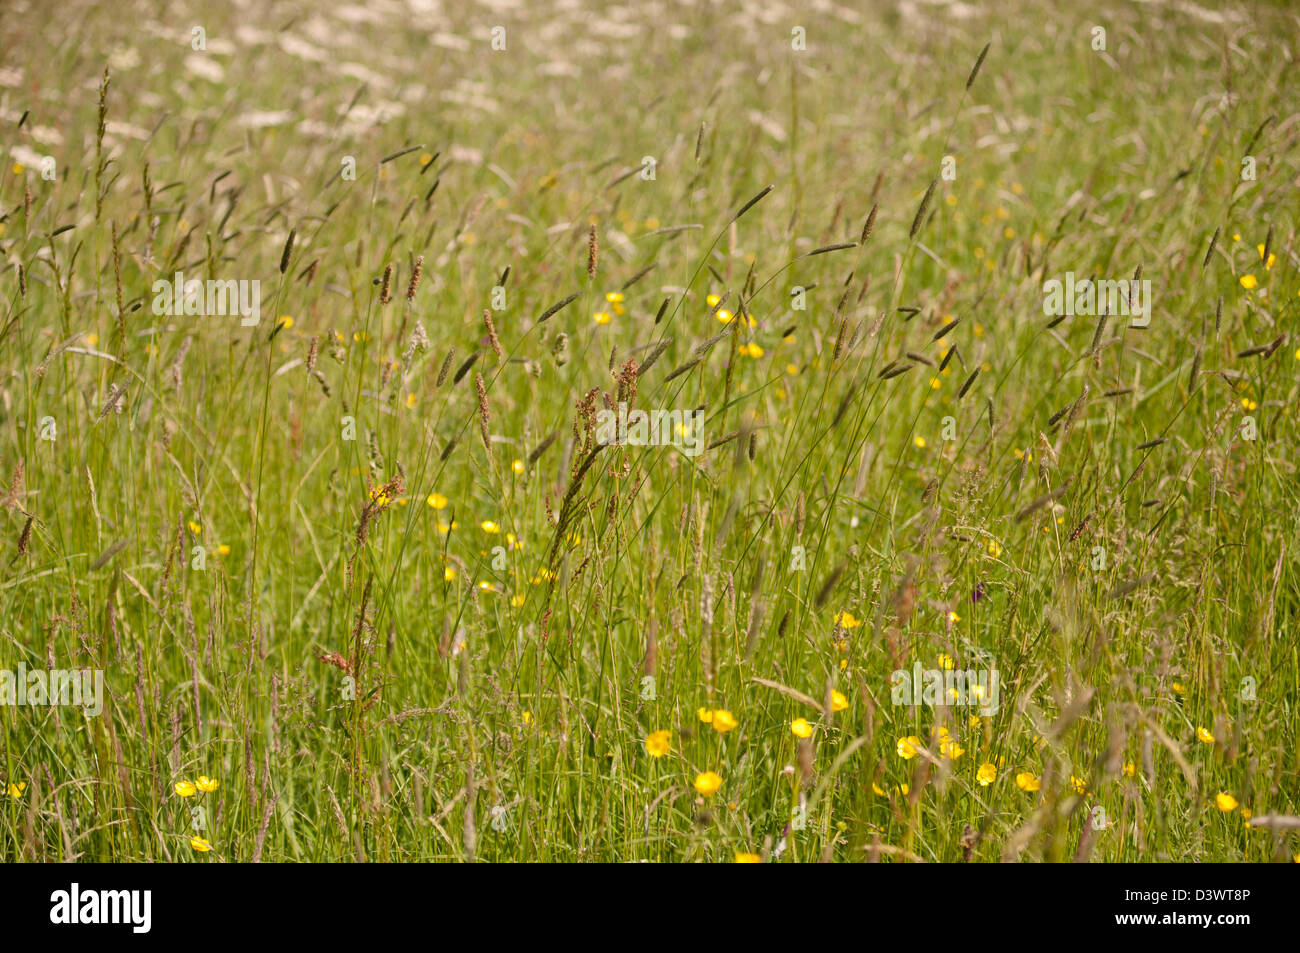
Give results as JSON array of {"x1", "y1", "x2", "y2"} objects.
[
  {"x1": 645, "y1": 730, "x2": 670, "y2": 758},
  {"x1": 712, "y1": 709, "x2": 739, "y2": 734},
  {"x1": 897, "y1": 735, "x2": 921, "y2": 759},
  {"x1": 694, "y1": 771, "x2": 723, "y2": 797}
]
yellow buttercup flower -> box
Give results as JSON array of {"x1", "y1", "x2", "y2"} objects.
[
  {"x1": 694, "y1": 771, "x2": 722, "y2": 797},
  {"x1": 1122, "y1": 762, "x2": 1136, "y2": 778},
  {"x1": 733, "y1": 851, "x2": 761, "y2": 863},
  {"x1": 190, "y1": 836, "x2": 212, "y2": 852},
  {"x1": 834, "y1": 610, "x2": 861, "y2": 629},
  {"x1": 1069, "y1": 775, "x2": 1088, "y2": 795},
  {"x1": 939, "y1": 739, "x2": 964, "y2": 759},
  {"x1": 976, "y1": 763, "x2": 997, "y2": 786},
  {"x1": 790, "y1": 717, "x2": 813, "y2": 739},
  {"x1": 512, "y1": 459, "x2": 525, "y2": 475},
  {"x1": 1215, "y1": 792, "x2": 1238, "y2": 812},
  {"x1": 830, "y1": 690, "x2": 848, "y2": 712},
  {"x1": 594, "y1": 311, "x2": 612, "y2": 325},
  {"x1": 6, "y1": 781, "x2": 26, "y2": 798},
  {"x1": 427, "y1": 492, "x2": 448, "y2": 509},
  {"x1": 937, "y1": 653, "x2": 954, "y2": 670},
  {"x1": 1015, "y1": 772, "x2": 1041, "y2": 792},
  {"x1": 481, "y1": 520, "x2": 500, "y2": 534},
  {"x1": 712, "y1": 709, "x2": 739, "y2": 733},
  {"x1": 1239, "y1": 274, "x2": 1257, "y2": 290},
  {"x1": 187, "y1": 521, "x2": 202, "y2": 535},
  {"x1": 696, "y1": 707, "x2": 714, "y2": 724},
  {"x1": 896, "y1": 735, "x2": 921, "y2": 759},
  {"x1": 196, "y1": 776, "x2": 219, "y2": 793},
  {"x1": 1196, "y1": 726, "x2": 1215, "y2": 743},
  {"x1": 645, "y1": 730, "x2": 670, "y2": 758},
  {"x1": 174, "y1": 781, "x2": 197, "y2": 797}
]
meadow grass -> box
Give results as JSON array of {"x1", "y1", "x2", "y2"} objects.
[{"x1": 1, "y1": 0, "x2": 1298, "y2": 863}]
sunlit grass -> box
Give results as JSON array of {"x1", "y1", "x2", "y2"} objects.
[{"x1": 1, "y1": 0, "x2": 1297, "y2": 863}]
